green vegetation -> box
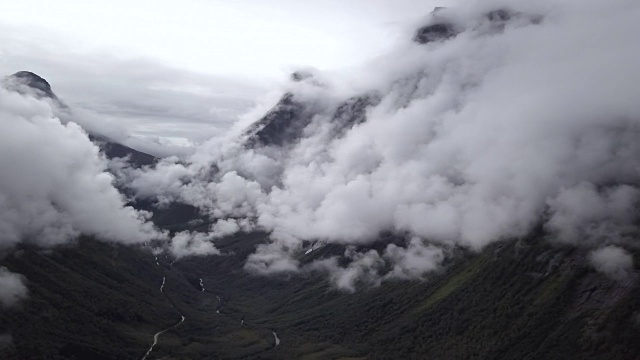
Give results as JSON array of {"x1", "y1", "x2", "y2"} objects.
[
  {"x1": 416, "y1": 254, "x2": 489, "y2": 312},
  {"x1": 1, "y1": 232, "x2": 639, "y2": 359}
]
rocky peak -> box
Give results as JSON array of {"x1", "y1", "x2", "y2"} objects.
[
  {"x1": 414, "y1": 23, "x2": 457, "y2": 44},
  {"x1": 5, "y1": 71, "x2": 58, "y2": 100},
  {"x1": 244, "y1": 93, "x2": 310, "y2": 148}
]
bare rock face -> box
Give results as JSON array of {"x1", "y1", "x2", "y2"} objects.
[
  {"x1": 243, "y1": 91, "x2": 380, "y2": 150},
  {"x1": 414, "y1": 23, "x2": 458, "y2": 44},
  {"x1": 413, "y1": 8, "x2": 541, "y2": 45},
  {"x1": 330, "y1": 94, "x2": 379, "y2": 137},
  {"x1": 5, "y1": 71, "x2": 59, "y2": 100},
  {"x1": 244, "y1": 93, "x2": 311, "y2": 148}
]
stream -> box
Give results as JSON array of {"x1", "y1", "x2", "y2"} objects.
[
  {"x1": 144, "y1": 253, "x2": 281, "y2": 358},
  {"x1": 141, "y1": 276, "x2": 186, "y2": 360}
]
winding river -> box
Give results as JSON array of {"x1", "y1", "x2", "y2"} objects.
[{"x1": 141, "y1": 276, "x2": 186, "y2": 360}]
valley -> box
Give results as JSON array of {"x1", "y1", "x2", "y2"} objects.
[{"x1": 2, "y1": 231, "x2": 639, "y2": 359}]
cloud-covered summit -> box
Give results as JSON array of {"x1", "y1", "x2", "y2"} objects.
[{"x1": 4, "y1": 71, "x2": 59, "y2": 100}]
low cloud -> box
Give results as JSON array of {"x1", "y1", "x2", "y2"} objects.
[
  {"x1": 589, "y1": 246, "x2": 634, "y2": 281},
  {"x1": 545, "y1": 183, "x2": 639, "y2": 245},
  {"x1": 170, "y1": 231, "x2": 220, "y2": 259},
  {"x1": 384, "y1": 238, "x2": 445, "y2": 280},
  {"x1": 0, "y1": 267, "x2": 28, "y2": 308},
  {"x1": 0, "y1": 86, "x2": 166, "y2": 249},
  {"x1": 125, "y1": 0, "x2": 640, "y2": 289},
  {"x1": 310, "y1": 249, "x2": 385, "y2": 292}
]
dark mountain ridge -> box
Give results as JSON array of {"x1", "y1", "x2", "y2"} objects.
[
  {"x1": 5, "y1": 71, "x2": 59, "y2": 100},
  {"x1": 3, "y1": 71, "x2": 157, "y2": 168}
]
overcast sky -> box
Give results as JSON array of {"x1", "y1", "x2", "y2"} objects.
[
  {"x1": 2, "y1": 0, "x2": 446, "y2": 77},
  {"x1": 0, "y1": 0, "x2": 445, "y2": 149}
]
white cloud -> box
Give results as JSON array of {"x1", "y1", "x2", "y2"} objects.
[
  {"x1": 0, "y1": 267, "x2": 28, "y2": 308},
  {"x1": 306, "y1": 247, "x2": 385, "y2": 292},
  {"x1": 245, "y1": 240, "x2": 301, "y2": 275},
  {"x1": 589, "y1": 246, "x2": 634, "y2": 281},
  {"x1": 0, "y1": 86, "x2": 166, "y2": 249},
  {"x1": 545, "y1": 183, "x2": 639, "y2": 245},
  {"x1": 170, "y1": 231, "x2": 220, "y2": 259},
  {"x1": 210, "y1": 218, "x2": 255, "y2": 238},
  {"x1": 127, "y1": 0, "x2": 640, "y2": 289},
  {"x1": 384, "y1": 238, "x2": 446, "y2": 280}
]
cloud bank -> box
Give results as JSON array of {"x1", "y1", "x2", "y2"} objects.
[
  {"x1": 122, "y1": 0, "x2": 640, "y2": 290},
  {"x1": 0, "y1": 86, "x2": 167, "y2": 249}
]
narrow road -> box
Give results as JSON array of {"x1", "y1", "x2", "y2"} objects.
[{"x1": 141, "y1": 276, "x2": 186, "y2": 360}]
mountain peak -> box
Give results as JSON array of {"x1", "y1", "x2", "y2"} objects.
[{"x1": 5, "y1": 71, "x2": 58, "y2": 100}]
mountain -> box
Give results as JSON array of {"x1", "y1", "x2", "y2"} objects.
[
  {"x1": 89, "y1": 134, "x2": 156, "y2": 168},
  {"x1": 244, "y1": 93, "x2": 310, "y2": 148},
  {"x1": 244, "y1": 90, "x2": 378, "y2": 150},
  {"x1": 4, "y1": 71, "x2": 60, "y2": 101},
  {"x1": 3, "y1": 71, "x2": 157, "y2": 167}
]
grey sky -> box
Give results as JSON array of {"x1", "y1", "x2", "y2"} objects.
[
  {"x1": 2, "y1": 0, "x2": 446, "y2": 77},
  {"x1": 0, "y1": 1, "x2": 445, "y2": 150}
]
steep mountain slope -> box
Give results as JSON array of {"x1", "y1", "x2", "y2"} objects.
[
  {"x1": 3, "y1": 71, "x2": 157, "y2": 167},
  {"x1": 89, "y1": 134, "x2": 156, "y2": 168},
  {"x1": 4, "y1": 71, "x2": 60, "y2": 101}
]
